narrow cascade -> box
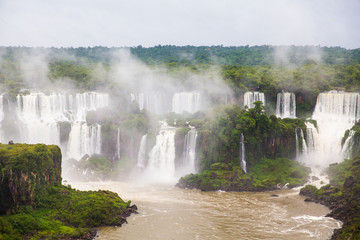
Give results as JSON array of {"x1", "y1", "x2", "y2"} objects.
[
  {"x1": 243, "y1": 91, "x2": 265, "y2": 109},
  {"x1": 172, "y1": 91, "x2": 201, "y2": 114},
  {"x1": 113, "y1": 128, "x2": 121, "y2": 161},
  {"x1": 342, "y1": 130, "x2": 355, "y2": 159},
  {"x1": 295, "y1": 128, "x2": 308, "y2": 160},
  {"x1": 137, "y1": 134, "x2": 147, "y2": 169},
  {"x1": 180, "y1": 128, "x2": 197, "y2": 175},
  {"x1": 145, "y1": 122, "x2": 176, "y2": 182},
  {"x1": 305, "y1": 122, "x2": 320, "y2": 154},
  {"x1": 276, "y1": 92, "x2": 296, "y2": 118},
  {"x1": 308, "y1": 91, "x2": 360, "y2": 166},
  {"x1": 240, "y1": 133, "x2": 247, "y2": 173},
  {"x1": 130, "y1": 93, "x2": 169, "y2": 115},
  {"x1": 66, "y1": 123, "x2": 102, "y2": 160}
]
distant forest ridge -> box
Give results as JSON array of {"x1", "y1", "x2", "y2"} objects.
[{"x1": 1, "y1": 45, "x2": 360, "y2": 66}]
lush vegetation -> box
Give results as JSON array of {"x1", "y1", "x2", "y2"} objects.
[
  {"x1": 177, "y1": 158, "x2": 309, "y2": 191},
  {"x1": 0, "y1": 183, "x2": 136, "y2": 240},
  {"x1": 0, "y1": 144, "x2": 136, "y2": 239},
  {"x1": 300, "y1": 155, "x2": 360, "y2": 239},
  {"x1": 176, "y1": 102, "x2": 310, "y2": 191},
  {"x1": 191, "y1": 102, "x2": 306, "y2": 172},
  {"x1": 0, "y1": 144, "x2": 61, "y2": 215}
]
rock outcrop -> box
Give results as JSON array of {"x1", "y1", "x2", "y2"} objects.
[{"x1": 0, "y1": 144, "x2": 61, "y2": 214}]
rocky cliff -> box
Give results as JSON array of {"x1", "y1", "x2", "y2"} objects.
[{"x1": 0, "y1": 144, "x2": 61, "y2": 214}]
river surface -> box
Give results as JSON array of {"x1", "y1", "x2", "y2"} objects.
[{"x1": 70, "y1": 181, "x2": 341, "y2": 240}]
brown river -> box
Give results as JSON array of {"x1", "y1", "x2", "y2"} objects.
[{"x1": 70, "y1": 181, "x2": 341, "y2": 240}]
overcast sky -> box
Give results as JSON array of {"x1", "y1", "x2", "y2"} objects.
[{"x1": 0, "y1": 0, "x2": 359, "y2": 49}]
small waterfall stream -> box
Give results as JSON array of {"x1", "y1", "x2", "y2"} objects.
[
  {"x1": 137, "y1": 134, "x2": 147, "y2": 169},
  {"x1": 243, "y1": 91, "x2": 265, "y2": 109},
  {"x1": 180, "y1": 128, "x2": 197, "y2": 175},
  {"x1": 113, "y1": 128, "x2": 121, "y2": 161},
  {"x1": 276, "y1": 92, "x2": 296, "y2": 118},
  {"x1": 240, "y1": 133, "x2": 247, "y2": 173}
]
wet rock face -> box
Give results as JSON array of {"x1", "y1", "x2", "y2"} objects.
[{"x1": 0, "y1": 144, "x2": 62, "y2": 214}]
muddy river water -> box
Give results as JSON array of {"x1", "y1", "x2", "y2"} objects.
[{"x1": 70, "y1": 181, "x2": 341, "y2": 240}]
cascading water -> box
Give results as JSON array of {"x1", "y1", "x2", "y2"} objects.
[
  {"x1": 113, "y1": 128, "x2": 121, "y2": 161},
  {"x1": 130, "y1": 93, "x2": 169, "y2": 115},
  {"x1": 342, "y1": 130, "x2": 355, "y2": 159},
  {"x1": 145, "y1": 121, "x2": 176, "y2": 183},
  {"x1": 240, "y1": 133, "x2": 247, "y2": 173},
  {"x1": 179, "y1": 128, "x2": 197, "y2": 175},
  {"x1": 172, "y1": 91, "x2": 201, "y2": 114},
  {"x1": 243, "y1": 91, "x2": 265, "y2": 109},
  {"x1": 276, "y1": 92, "x2": 296, "y2": 118},
  {"x1": 66, "y1": 123, "x2": 102, "y2": 160},
  {"x1": 10, "y1": 91, "x2": 109, "y2": 160},
  {"x1": 305, "y1": 122, "x2": 320, "y2": 154},
  {"x1": 137, "y1": 134, "x2": 147, "y2": 169},
  {"x1": 307, "y1": 91, "x2": 360, "y2": 167},
  {"x1": 295, "y1": 128, "x2": 308, "y2": 160}
]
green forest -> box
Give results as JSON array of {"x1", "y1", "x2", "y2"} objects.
[{"x1": 1, "y1": 45, "x2": 359, "y2": 118}]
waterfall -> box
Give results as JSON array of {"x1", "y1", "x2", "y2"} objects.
[
  {"x1": 305, "y1": 122, "x2": 320, "y2": 154},
  {"x1": 12, "y1": 91, "x2": 108, "y2": 160},
  {"x1": 137, "y1": 134, "x2": 147, "y2": 169},
  {"x1": 130, "y1": 93, "x2": 169, "y2": 115},
  {"x1": 113, "y1": 128, "x2": 121, "y2": 161},
  {"x1": 276, "y1": 92, "x2": 296, "y2": 118},
  {"x1": 145, "y1": 121, "x2": 176, "y2": 182},
  {"x1": 172, "y1": 91, "x2": 201, "y2": 114},
  {"x1": 244, "y1": 91, "x2": 265, "y2": 109},
  {"x1": 308, "y1": 91, "x2": 360, "y2": 166},
  {"x1": 295, "y1": 128, "x2": 309, "y2": 160},
  {"x1": 66, "y1": 123, "x2": 102, "y2": 160},
  {"x1": 17, "y1": 92, "x2": 109, "y2": 123},
  {"x1": 240, "y1": 133, "x2": 247, "y2": 173},
  {"x1": 342, "y1": 130, "x2": 355, "y2": 159},
  {"x1": 180, "y1": 128, "x2": 197, "y2": 175}
]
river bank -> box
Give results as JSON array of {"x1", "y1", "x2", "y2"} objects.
[{"x1": 300, "y1": 155, "x2": 360, "y2": 239}]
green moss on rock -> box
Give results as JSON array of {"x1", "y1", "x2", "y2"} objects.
[
  {"x1": 0, "y1": 144, "x2": 137, "y2": 240},
  {"x1": 177, "y1": 158, "x2": 310, "y2": 191},
  {"x1": 0, "y1": 144, "x2": 61, "y2": 214}
]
